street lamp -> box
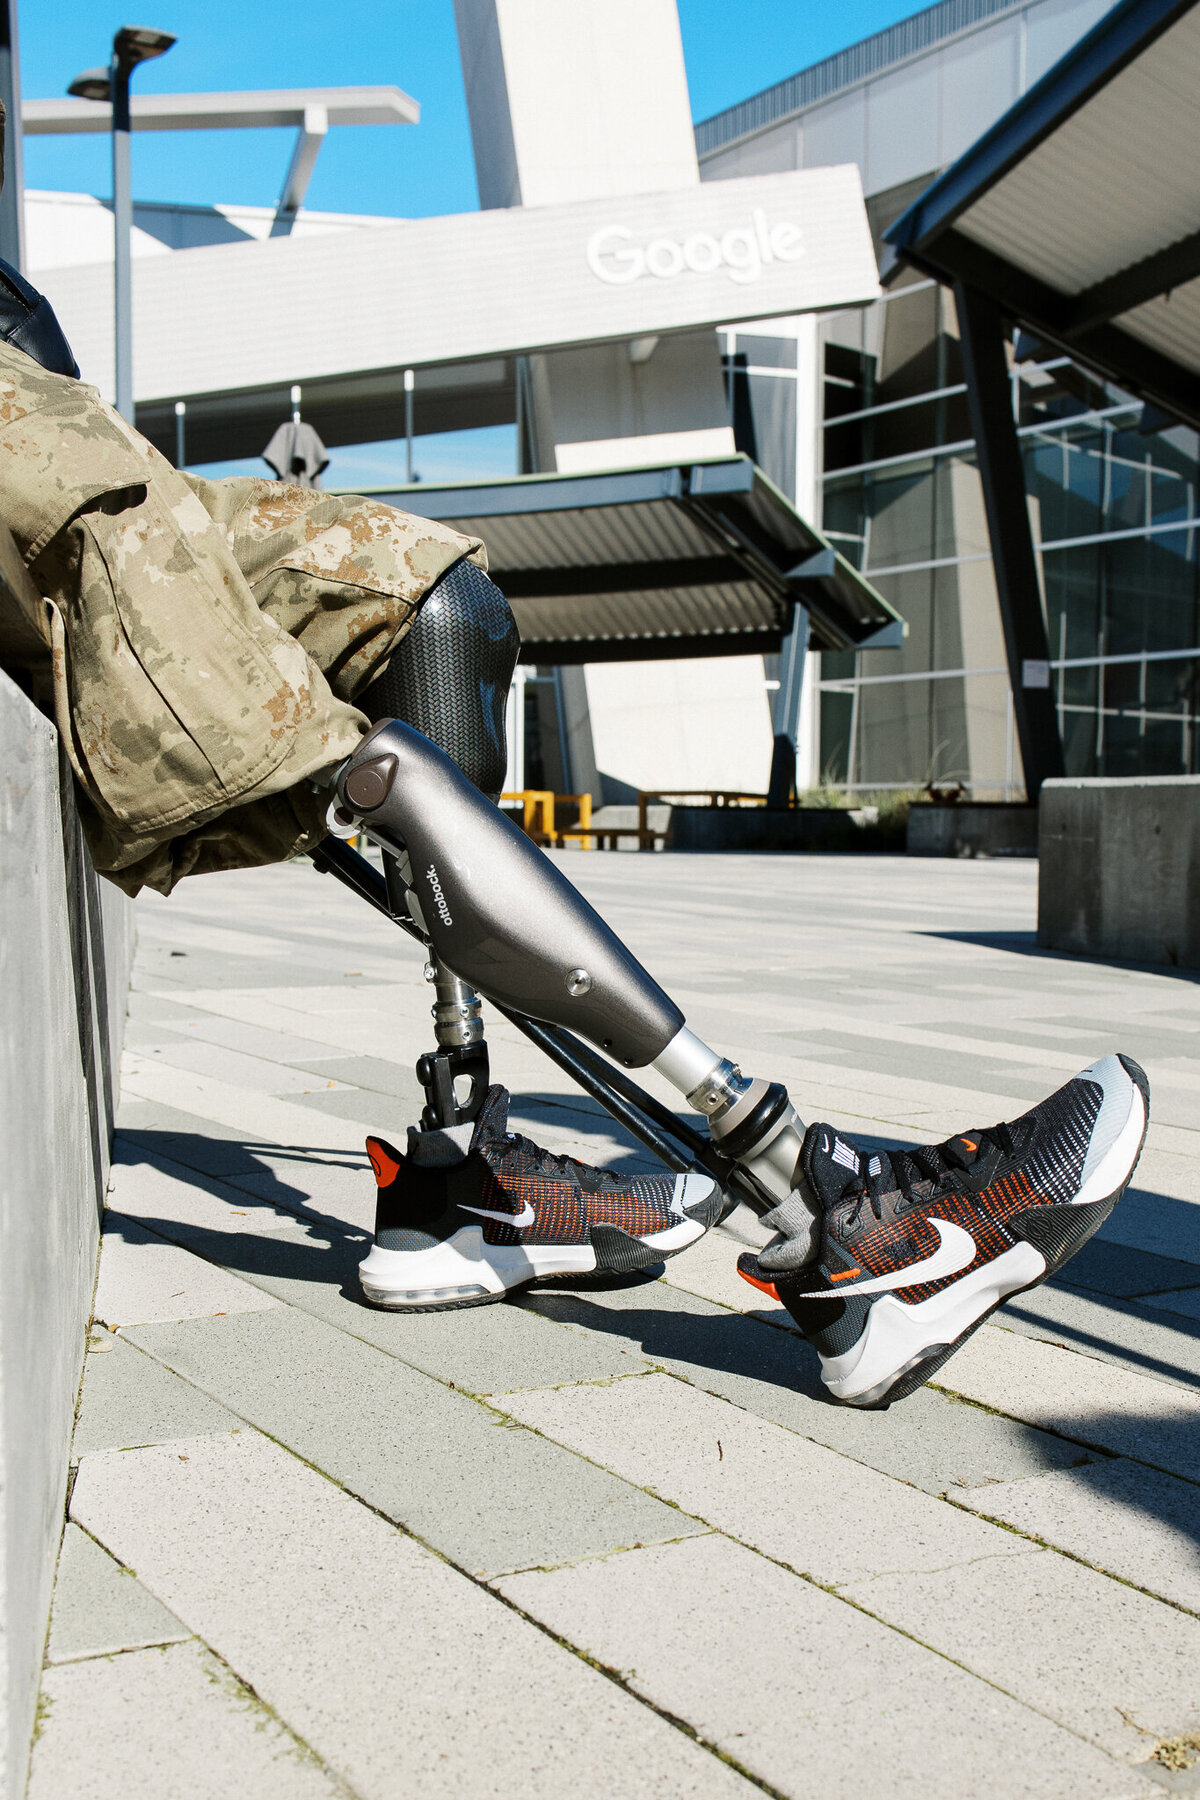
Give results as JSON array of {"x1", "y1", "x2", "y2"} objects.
[{"x1": 69, "y1": 26, "x2": 175, "y2": 422}]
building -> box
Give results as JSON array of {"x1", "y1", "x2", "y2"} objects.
[
  {"x1": 698, "y1": 0, "x2": 1200, "y2": 794},
  {"x1": 24, "y1": 0, "x2": 1199, "y2": 801}
]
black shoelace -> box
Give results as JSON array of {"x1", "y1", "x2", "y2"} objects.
[
  {"x1": 497, "y1": 1132, "x2": 625, "y2": 1189},
  {"x1": 843, "y1": 1120, "x2": 1019, "y2": 1229}
]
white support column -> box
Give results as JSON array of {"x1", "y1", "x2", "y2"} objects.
[
  {"x1": 504, "y1": 665, "x2": 527, "y2": 795},
  {"x1": 793, "y1": 314, "x2": 821, "y2": 790},
  {"x1": 271, "y1": 104, "x2": 328, "y2": 237}
]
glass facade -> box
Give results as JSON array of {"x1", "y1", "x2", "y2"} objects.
[{"x1": 813, "y1": 191, "x2": 1200, "y2": 795}]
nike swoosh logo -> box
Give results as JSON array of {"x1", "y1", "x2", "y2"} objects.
[
  {"x1": 462, "y1": 1201, "x2": 536, "y2": 1229},
  {"x1": 795, "y1": 1218, "x2": 977, "y2": 1298}
]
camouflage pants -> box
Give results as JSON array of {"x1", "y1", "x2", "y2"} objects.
[{"x1": 0, "y1": 350, "x2": 484, "y2": 895}]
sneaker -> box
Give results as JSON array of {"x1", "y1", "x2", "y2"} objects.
[
  {"x1": 358, "y1": 1084, "x2": 725, "y2": 1310},
  {"x1": 737, "y1": 1054, "x2": 1149, "y2": 1409}
]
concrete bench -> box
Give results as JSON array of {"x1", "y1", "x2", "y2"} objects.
[{"x1": 1038, "y1": 775, "x2": 1200, "y2": 968}]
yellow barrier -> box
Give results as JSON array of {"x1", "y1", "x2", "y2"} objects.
[{"x1": 501, "y1": 790, "x2": 594, "y2": 848}]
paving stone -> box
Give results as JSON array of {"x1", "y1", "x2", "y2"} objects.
[
  {"x1": 659, "y1": 1226, "x2": 793, "y2": 1324},
  {"x1": 842, "y1": 1546, "x2": 1200, "y2": 1763},
  {"x1": 69, "y1": 1431, "x2": 755, "y2": 1799},
  {"x1": 932, "y1": 1323, "x2": 1200, "y2": 1480},
  {"x1": 93, "y1": 1213, "x2": 280, "y2": 1329},
  {"x1": 109, "y1": 1142, "x2": 304, "y2": 1237},
  {"x1": 1001, "y1": 1284, "x2": 1200, "y2": 1394},
  {"x1": 47, "y1": 1525, "x2": 189, "y2": 1663},
  {"x1": 148, "y1": 1011, "x2": 361, "y2": 1068},
  {"x1": 1096, "y1": 1187, "x2": 1200, "y2": 1270},
  {"x1": 134, "y1": 1037, "x2": 355, "y2": 1096},
  {"x1": 517, "y1": 1276, "x2": 1098, "y2": 1494},
  {"x1": 121, "y1": 1054, "x2": 374, "y2": 1153},
  {"x1": 286, "y1": 1083, "x2": 414, "y2": 1133},
  {"x1": 179, "y1": 1219, "x2": 651, "y2": 1394},
  {"x1": 116, "y1": 1128, "x2": 374, "y2": 1232},
  {"x1": 126, "y1": 988, "x2": 207, "y2": 1025},
  {"x1": 1144, "y1": 1287, "x2": 1200, "y2": 1325},
  {"x1": 298, "y1": 1052, "x2": 426, "y2": 1099},
  {"x1": 203, "y1": 1149, "x2": 376, "y2": 1232},
  {"x1": 957, "y1": 1458, "x2": 1200, "y2": 1613},
  {"x1": 114, "y1": 1106, "x2": 284, "y2": 1180},
  {"x1": 499, "y1": 1372, "x2": 1033, "y2": 1585},
  {"x1": 1054, "y1": 1237, "x2": 1200, "y2": 1300},
  {"x1": 28, "y1": 1640, "x2": 339, "y2": 1800},
  {"x1": 127, "y1": 1306, "x2": 692, "y2": 1577},
  {"x1": 72, "y1": 1334, "x2": 241, "y2": 1459},
  {"x1": 498, "y1": 1534, "x2": 1140, "y2": 1800},
  {"x1": 159, "y1": 982, "x2": 422, "y2": 1063}
]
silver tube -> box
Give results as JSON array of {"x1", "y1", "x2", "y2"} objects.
[
  {"x1": 742, "y1": 1117, "x2": 807, "y2": 1205},
  {"x1": 430, "y1": 961, "x2": 484, "y2": 1049},
  {"x1": 653, "y1": 1027, "x2": 724, "y2": 1098}
]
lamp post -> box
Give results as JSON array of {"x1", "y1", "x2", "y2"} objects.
[{"x1": 69, "y1": 26, "x2": 175, "y2": 422}]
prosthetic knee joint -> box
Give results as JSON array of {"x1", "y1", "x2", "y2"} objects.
[{"x1": 333, "y1": 560, "x2": 805, "y2": 1213}]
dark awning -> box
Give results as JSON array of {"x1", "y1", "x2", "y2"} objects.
[
  {"x1": 883, "y1": 0, "x2": 1200, "y2": 428},
  {"x1": 364, "y1": 456, "x2": 902, "y2": 663}
]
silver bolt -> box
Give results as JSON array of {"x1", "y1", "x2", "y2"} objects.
[
  {"x1": 565, "y1": 968, "x2": 592, "y2": 997},
  {"x1": 423, "y1": 963, "x2": 437, "y2": 983}
]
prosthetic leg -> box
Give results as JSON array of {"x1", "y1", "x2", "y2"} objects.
[{"x1": 312, "y1": 559, "x2": 820, "y2": 1277}]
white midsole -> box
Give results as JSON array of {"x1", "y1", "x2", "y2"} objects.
[
  {"x1": 819, "y1": 1240, "x2": 1047, "y2": 1402},
  {"x1": 1074, "y1": 1078, "x2": 1145, "y2": 1206},
  {"x1": 638, "y1": 1217, "x2": 706, "y2": 1253},
  {"x1": 359, "y1": 1213, "x2": 706, "y2": 1306},
  {"x1": 360, "y1": 1226, "x2": 598, "y2": 1303}
]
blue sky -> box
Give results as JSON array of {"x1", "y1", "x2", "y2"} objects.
[
  {"x1": 21, "y1": 0, "x2": 920, "y2": 485},
  {"x1": 22, "y1": 0, "x2": 920, "y2": 217}
]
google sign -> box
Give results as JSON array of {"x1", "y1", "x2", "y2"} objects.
[{"x1": 586, "y1": 209, "x2": 805, "y2": 287}]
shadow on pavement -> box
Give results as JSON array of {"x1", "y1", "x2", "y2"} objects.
[
  {"x1": 922, "y1": 929, "x2": 1200, "y2": 982},
  {"x1": 109, "y1": 1124, "x2": 1200, "y2": 1559}
]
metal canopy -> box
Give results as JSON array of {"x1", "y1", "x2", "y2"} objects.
[
  {"x1": 883, "y1": 0, "x2": 1200, "y2": 427},
  {"x1": 367, "y1": 456, "x2": 902, "y2": 665}
]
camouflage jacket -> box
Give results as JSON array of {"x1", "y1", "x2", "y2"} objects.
[{"x1": 0, "y1": 342, "x2": 484, "y2": 893}]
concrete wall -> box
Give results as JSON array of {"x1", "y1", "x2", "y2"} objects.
[
  {"x1": 1038, "y1": 777, "x2": 1200, "y2": 968},
  {"x1": 0, "y1": 669, "x2": 134, "y2": 1799},
  {"x1": 907, "y1": 803, "x2": 1038, "y2": 858}
]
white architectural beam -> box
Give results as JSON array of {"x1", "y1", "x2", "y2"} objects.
[
  {"x1": 38, "y1": 165, "x2": 879, "y2": 405},
  {"x1": 22, "y1": 86, "x2": 418, "y2": 135}
]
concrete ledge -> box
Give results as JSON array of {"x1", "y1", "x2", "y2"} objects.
[
  {"x1": 1038, "y1": 776, "x2": 1200, "y2": 967},
  {"x1": 907, "y1": 804, "x2": 1038, "y2": 859},
  {"x1": 0, "y1": 669, "x2": 134, "y2": 1798}
]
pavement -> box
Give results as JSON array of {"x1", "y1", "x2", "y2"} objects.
[{"x1": 29, "y1": 848, "x2": 1200, "y2": 1800}]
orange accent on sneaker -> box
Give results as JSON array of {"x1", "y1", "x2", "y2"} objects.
[
  {"x1": 829, "y1": 1265, "x2": 864, "y2": 1282},
  {"x1": 366, "y1": 1138, "x2": 402, "y2": 1188},
  {"x1": 961, "y1": 1137, "x2": 978, "y2": 1153},
  {"x1": 738, "y1": 1267, "x2": 781, "y2": 1302}
]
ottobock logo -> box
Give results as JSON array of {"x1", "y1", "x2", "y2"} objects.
[
  {"x1": 425, "y1": 863, "x2": 453, "y2": 928},
  {"x1": 586, "y1": 209, "x2": 804, "y2": 288}
]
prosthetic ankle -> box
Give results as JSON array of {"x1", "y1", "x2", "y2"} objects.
[{"x1": 332, "y1": 560, "x2": 820, "y2": 1250}]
